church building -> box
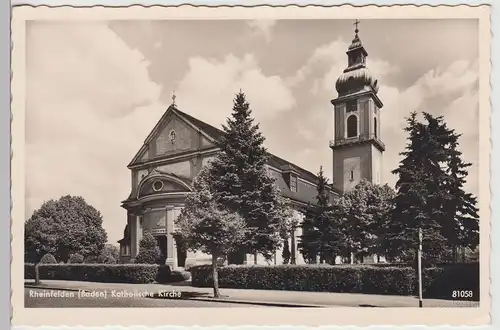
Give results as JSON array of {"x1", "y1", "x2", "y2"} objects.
[{"x1": 118, "y1": 23, "x2": 385, "y2": 268}]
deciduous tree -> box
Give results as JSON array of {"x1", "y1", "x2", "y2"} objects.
[
  {"x1": 174, "y1": 166, "x2": 247, "y2": 298},
  {"x1": 341, "y1": 180, "x2": 395, "y2": 262},
  {"x1": 98, "y1": 244, "x2": 120, "y2": 263},
  {"x1": 24, "y1": 195, "x2": 107, "y2": 263}
]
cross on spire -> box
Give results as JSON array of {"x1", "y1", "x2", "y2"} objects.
[
  {"x1": 353, "y1": 19, "x2": 360, "y2": 34},
  {"x1": 172, "y1": 90, "x2": 176, "y2": 106}
]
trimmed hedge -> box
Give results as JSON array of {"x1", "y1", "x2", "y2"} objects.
[
  {"x1": 423, "y1": 264, "x2": 479, "y2": 300},
  {"x1": 189, "y1": 263, "x2": 479, "y2": 300},
  {"x1": 25, "y1": 263, "x2": 36, "y2": 279},
  {"x1": 170, "y1": 270, "x2": 191, "y2": 282},
  {"x1": 24, "y1": 263, "x2": 188, "y2": 284}
]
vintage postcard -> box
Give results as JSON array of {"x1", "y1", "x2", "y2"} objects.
[{"x1": 11, "y1": 3, "x2": 491, "y2": 327}]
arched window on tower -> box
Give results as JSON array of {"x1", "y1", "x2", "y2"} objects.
[
  {"x1": 347, "y1": 115, "x2": 358, "y2": 138},
  {"x1": 374, "y1": 117, "x2": 377, "y2": 138}
]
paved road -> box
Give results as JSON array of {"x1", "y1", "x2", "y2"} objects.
[{"x1": 25, "y1": 288, "x2": 259, "y2": 308}]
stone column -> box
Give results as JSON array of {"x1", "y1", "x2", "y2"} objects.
[
  {"x1": 174, "y1": 205, "x2": 196, "y2": 268},
  {"x1": 129, "y1": 214, "x2": 137, "y2": 258},
  {"x1": 174, "y1": 206, "x2": 189, "y2": 268},
  {"x1": 131, "y1": 214, "x2": 143, "y2": 259},
  {"x1": 184, "y1": 207, "x2": 196, "y2": 268},
  {"x1": 292, "y1": 210, "x2": 304, "y2": 264},
  {"x1": 165, "y1": 206, "x2": 178, "y2": 270},
  {"x1": 137, "y1": 215, "x2": 143, "y2": 256}
]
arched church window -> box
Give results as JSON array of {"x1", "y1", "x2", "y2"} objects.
[
  {"x1": 374, "y1": 117, "x2": 377, "y2": 137},
  {"x1": 347, "y1": 115, "x2": 358, "y2": 138}
]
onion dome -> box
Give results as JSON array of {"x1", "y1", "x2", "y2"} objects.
[
  {"x1": 335, "y1": 67, "x2": 379, "y2": 94},
  {"x1": 334, "y1": 20, "x2": 379, "y2": 96}
]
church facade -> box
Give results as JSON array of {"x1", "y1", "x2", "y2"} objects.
[{"x1": 118, "y1": 25, "x2": 385, "y2": 268}]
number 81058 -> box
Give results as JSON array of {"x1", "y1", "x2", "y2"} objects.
[{"x1": 452, "y1": 290, "x2": 473, "y2": 298}]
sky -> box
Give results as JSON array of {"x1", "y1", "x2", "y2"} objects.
[{"x1": 25, "y1": 19, "x2": 480, "y2": 244}]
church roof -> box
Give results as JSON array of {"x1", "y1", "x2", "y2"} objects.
[
  {"x1": 173, "y1": 108, "x2": 226, "y2": 142},
  {"x1": 124, "y1": 105, "x2": 340, "y2": 209},
  {"x1": 117, "y1": 223, "x2": 130, "y2": 244},
  {"x1": 172, "y1": 107, "x2": 338, "y2": 194}
]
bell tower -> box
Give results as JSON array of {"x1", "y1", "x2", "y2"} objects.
[{"x1": 330, "y1": 20, "x2": 385, "y2": 193}]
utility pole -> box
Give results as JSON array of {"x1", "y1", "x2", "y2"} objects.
[{"x1": 418, "y1": 227, "x2": 423, "y2": 308}]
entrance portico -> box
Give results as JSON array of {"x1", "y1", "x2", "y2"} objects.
[{"x1": 120, "y1": 170, "x2": 196, "y2": 269}]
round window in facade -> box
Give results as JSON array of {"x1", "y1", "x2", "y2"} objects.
[{"x1": 152, "y1": 180, "x2": 164, "y2": 192}]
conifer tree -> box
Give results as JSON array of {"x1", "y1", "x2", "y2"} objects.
[
  {"x1": 386, "y1": 112, "x2": 479, "y2": 264},
  {"x1": 436, "y1": 122, "x2": 479, "y2": 261},
  {"x1": 208, "y1": 91, "x2": 284, "y2": 262},
  {"x1": 298, "y1": 204, "x2": 320, "y2": 263},
  {"x1": 135, "y1": 233, "x2": 161, "y2": 264},
  {"x1": 386, "y1": 112, "x2": 447, "y2": 262},
  {"x1": 299, "y1": 166, "x2": 346, "y2": 264}
]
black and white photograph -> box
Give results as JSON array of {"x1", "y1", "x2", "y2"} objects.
[{"x1": 12, "y1": 4, "x2": 491, "y2": 327}]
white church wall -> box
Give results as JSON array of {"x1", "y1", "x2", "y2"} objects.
[
  {"x1": 343, "y1": 156, "x2": 361, "y2": 191},
  {"x1": 371, "y1": 144, "x2": 383, "y2": 185},
  {"x1": 136, "y1": 169, "x2": 148, "y2": 186}
]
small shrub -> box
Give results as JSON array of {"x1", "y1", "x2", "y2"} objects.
[
  {"x1": 155, "y1": 264, "x2": 172, "y2": 283},
  {"x1": 39, "y1": 253, "x2": 57, "y2": 264},
  {"x1": 68, "y1": 253, "x2": 84, "y2": 264},
  {"x1": 135, "y1": 233, "x2": 161, "y2": 264}
]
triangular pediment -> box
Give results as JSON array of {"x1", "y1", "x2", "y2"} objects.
[{"x1": 128, "y1": 106, "x2": 221, "y2": 167}]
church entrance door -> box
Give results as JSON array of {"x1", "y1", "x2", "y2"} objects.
[
  {"x1": 177, "y1": 245, "x2": 186, "y2": 267},
  {"x1": 155, "y1": 235, "x2": 167, "y2": 265}
]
